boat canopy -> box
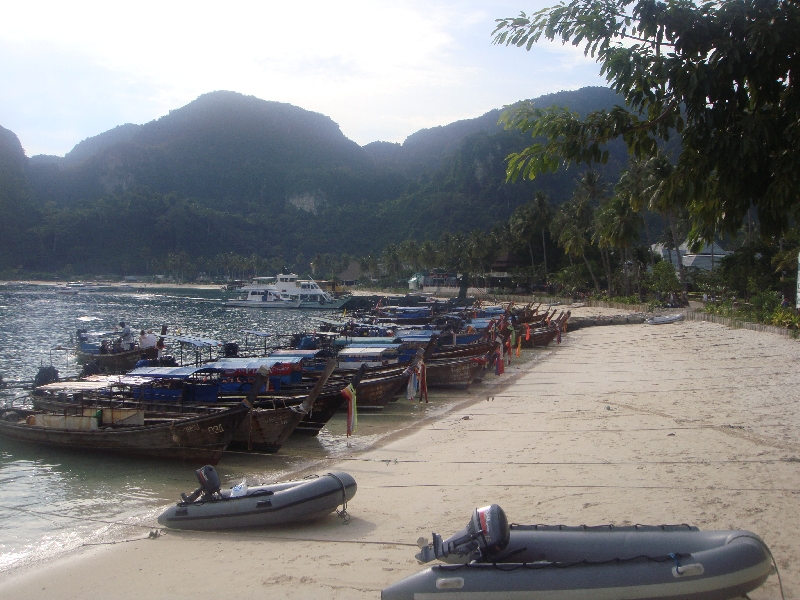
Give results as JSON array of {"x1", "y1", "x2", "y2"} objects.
[
  {"x1": 160, "y1": 334, "x2": 222, "y2": 348},
  {"x1": 270, "y1": 349, "x2": 327, "y2": 357},
  {"x1": 243, "y1": 330, "x2": 272, "y2": 338},
  {"x1": 212, "y1": 356, "x2": 304, "y2": 375},
  {"x1": 126, "y1": 366, "x2": 220, "y2": 379},
  {"x1": 310, "y1": 317, "x2": 349, "y2": 327},
  {"x1": 396, "y1": 331, "x2": 441, "y2": 341},
  {"x1": 334, "y1": 337, "x2": 402, "y2": 347},
  {"x1": 338, "y1": 347, "x2": 399, "y2": 358}
]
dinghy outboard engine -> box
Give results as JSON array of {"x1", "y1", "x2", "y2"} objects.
[
  {"x1": 180, "y1": 465, "x2": 222, "y2": 504},
  {"x1": 416, "y1": 504, "x2": 510, "y2": 564}
]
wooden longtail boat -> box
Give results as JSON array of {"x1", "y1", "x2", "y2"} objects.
[
  {"x1": 425, "y1": 356, "x2": 487, "y2": 390},
  {"x1": 75, "y1": 348, "x2": 145, "y2": 373},
  {"x1": 229, "y1": 359, "x2": 337, "y2": 452},
  {"x1": 0, "y1": 404, "x2": 250, "y2": 464}
]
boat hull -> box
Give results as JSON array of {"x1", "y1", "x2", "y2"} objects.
[
  {"x1": 224, "y1": 300, "x2": 302, "y2": 309},
  {"x1": 383, "y1": 528, "x2": 773, "y2": 600},
  {"x1": 75, "y1": 349, "x2": 143, "y2": 373},
  {"x1": 426, "y1": 358, "x2": 486, "y2": 390},
  {"x1": 158, "y1": 471, "x2": 357, "y2": 530},
  {"x1": 0, "y1": 405, "x2": 249, "y2": 464}
]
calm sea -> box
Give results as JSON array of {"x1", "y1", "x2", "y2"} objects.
[{"x1": 0, "y1": 285, "x2": 457, "y2": 573}]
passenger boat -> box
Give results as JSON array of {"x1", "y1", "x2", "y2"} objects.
[
  {"x1": 224, "y1": 284, "x2": 302, "y2": 309},
  {"x1": 0, "y1": 403, "x2": 250, "y2": 464},
  {"x1": 75, "y1": 328, "x2": 149, "y2": 373},
  {"x1": 383, "y1": 504, "x2": 775, "y2": 600},
  {"x1": 226, "y1": 273, "x2": 349, "y2": 309},
  {"x1": 271, "y1": 272, "x2": 350, "y2": 309},
  {"x1": 158, "y1": 466, "x2": 356, "y2": 530}
]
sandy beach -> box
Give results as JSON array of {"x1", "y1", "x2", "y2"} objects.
[{"x1": 0, "y1": 310, "x2": 796, "y2": 599}]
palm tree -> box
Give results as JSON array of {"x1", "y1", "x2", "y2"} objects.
[
  {"x1": 419, "y1": 240, "x2": 438, "y2": 271},
  {"x1": 595, "y1": 195, "x2": 642, "y2": 296},
  {"x1": 509, "y1": 191, "x2": 552, "y2": 280},
  {"x1": 381, "y1": 244, "x2": 403, "y2": 283},
  {"x1": 643, "y1": 154, "x2": 690, "y2": 302},
  {"x1": 552, "y1": 199, "x2": 601, "y2": 292},
  {"x1": 531, "y1": 191, "x2": 551, "y2": 277},
  {"x1": 509, "y1": 203, "x2": 538, "y2": 267},
  {"x1": 398, "y1": 239, "x2": 421, "y2": 272},
  {"x1": 615, "y1": 159, "x2": 655, "y2": 265}
]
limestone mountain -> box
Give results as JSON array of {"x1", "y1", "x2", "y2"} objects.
[{"x1": 1, "y1": 86, "x2": 630, "y2": 274}]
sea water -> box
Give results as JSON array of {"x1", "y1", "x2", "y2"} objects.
[{"x1": 0, "y1": 285, "x2": 463, "y2": 573}]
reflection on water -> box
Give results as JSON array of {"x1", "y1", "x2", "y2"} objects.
[{"x1": 0, "y1": 286, "x2": 492, "y2": 574}]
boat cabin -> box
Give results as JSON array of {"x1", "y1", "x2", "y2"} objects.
[{"x1": 337, "y1": 346, "x2": 399, "y2": 370}]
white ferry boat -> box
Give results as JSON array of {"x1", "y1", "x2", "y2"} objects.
[
  {"x1": 224, "y1": 283, "x2": 302, "y2": 309},
  {"x1": 227, "y1": 273, "x2": 349, "y2": 309}
]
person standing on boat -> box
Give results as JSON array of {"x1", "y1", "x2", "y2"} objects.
[{"x1": 118, "y1": 321, "x2": 133, "y2": 351}]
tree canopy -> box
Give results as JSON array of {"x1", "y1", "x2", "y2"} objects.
[{"x1": 493, "y1": 0, "x2": 800, "y2": 239}]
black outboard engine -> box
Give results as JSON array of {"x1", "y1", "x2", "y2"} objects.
[
  {"x1": 34, "y1": 365, "x2": 59, "y2": 387},
  {"x1": 180, "y1": 465, "x2": 222, "y2": 503},
  {"x1": 416, "y1": 504, "x2": 510, "y2": 564},
  {"x1": 223, "y1": 342, "x2": 239, "y2": 358}
]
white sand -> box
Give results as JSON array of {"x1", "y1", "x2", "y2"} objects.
[{"x1": 0, "y1": 317, "x2": 795, "y2": 599}]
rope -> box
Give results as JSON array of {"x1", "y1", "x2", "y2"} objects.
[
  {"x1": 0, "y1": 503, "x2": 160, "y2": 530},
  {"x1": 326, "y1": 473, "x2": 351, "y2": 524},
  {"x1": 725, "y1": 533, "x2": 786, "y2": 600}
]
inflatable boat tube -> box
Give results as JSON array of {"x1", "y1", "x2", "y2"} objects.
[
  {"x1": 158, "y1": 470, "x2": 356, "y2": 530},
  {"x1": 382, "y1": 505, "x2": 774, "y2": 600},
  {"x1": 646, "y1": 313, "x2": 685, "y2": 325}
]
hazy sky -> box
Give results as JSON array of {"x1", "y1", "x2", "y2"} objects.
[{"x1": 1, "y1": 0, "x2": 605, "y2": 157}]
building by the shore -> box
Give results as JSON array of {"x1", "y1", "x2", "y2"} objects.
[{"x1": 651, "y1": 240, "x2": 730, "y2": 271}]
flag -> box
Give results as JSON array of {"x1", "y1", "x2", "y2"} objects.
[
  {"x1": 495, "y1": 346, "x2": 504, "y2": 375},
  {"x1": 342, "y1": 383, "x2": 357, "y2": 436},
  {"x1": 418, "y1": 361, "x2": 428, "y2": 403}
]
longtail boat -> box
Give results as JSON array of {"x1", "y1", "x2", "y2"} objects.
[{"x1": 0, "y1": 403, "x2": 249, "y2": 464}]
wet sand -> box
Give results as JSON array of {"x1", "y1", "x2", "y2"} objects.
[{"x1": 0, "y1": 312, "x2": 795, "y2": 599}]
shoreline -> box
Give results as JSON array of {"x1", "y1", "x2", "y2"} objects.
[{"x1": 1, "y1": 313, "x2": 795, "y2": 599}]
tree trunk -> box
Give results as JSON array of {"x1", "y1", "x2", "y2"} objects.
[
  {"x1": 636, "y1": 261, "x2": 643, "y2": 302},
  {"x1": 583, "y1": 252, "x2": 601, "y2": 293},
  {"x1": 623, "y1": 247, "x2": 630, "y2": 296},
  {"x1": 602, "y1": 248, "x2": 613, "y2": 297},
  {"x1": 541, "y1": 227, "x2": 548, "y2": 278},
  {"x1": 642, "y1": 214, "x2": 655, "y2": 266},
  {"x1": 528, "y1": 242, "x2": 535, "y2": 269},
  {"x1": 668, "y1": 212, "x2": 688, "y2": 303}
]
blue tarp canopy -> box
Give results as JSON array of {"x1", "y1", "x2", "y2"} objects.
[
  {"x1": 160, "y1": 334, "x2": 221, "y2": 347},
  {"x1": 212, "y1": 356, "x2": 304, "y2": 371},
  {"x1": 123, "y1": 366, "x2": 220, "y2": 383},
  {"x1": 334, "y1": 337, "x2": 402, "y2": 347},
  {"x1": 338, "y1": 347, "x2": 398, "y2": 357},
  {"x1": 270, "y1": 349, "x2": 327, "y2": 357}
]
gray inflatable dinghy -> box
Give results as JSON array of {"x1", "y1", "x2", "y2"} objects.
[
  {"x1": 382, "y1": 504, "x2": 775, "y2": 600},
  {"x1": 158, "y1": 465, "x2": 356, "y2": 530}
]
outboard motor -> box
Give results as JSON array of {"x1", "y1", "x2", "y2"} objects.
[
  {"x1": 223, "y1": 342, "x2": 239, "y2": 358},
  {"x1": 180, "y1": 465, "x2": 222, "y2": 504},
  {"x1": 82, "y1": 361, "x2": 102, "y2": 376},
  {"x1": 34, "y1": 365, "x2": 59, "y2": 387},
  {"x1": 416, "y1": 504, "x2": 510, "y2": 564}
]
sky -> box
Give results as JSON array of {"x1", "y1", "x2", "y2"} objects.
[{"x1": 0, "y1": 0, "x2": 606, "y2": 157}]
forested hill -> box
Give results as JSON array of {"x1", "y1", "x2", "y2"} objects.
[{"x1": 1, "y1": 86, "x2": 627, "y2": 276}]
